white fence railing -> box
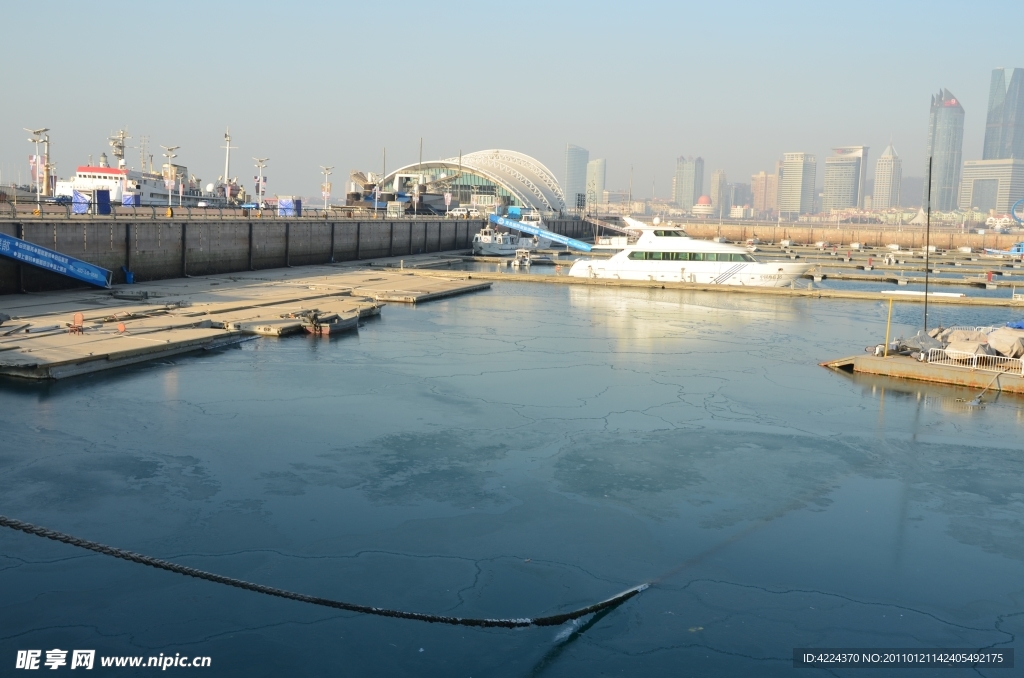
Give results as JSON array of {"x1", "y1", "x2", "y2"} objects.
[
  {"x1": 943, "y1": 325, "x2": 999, "y2": 333},
  {"x1": 926, "y1": 348, "x2": 1024, "y2": 375}
]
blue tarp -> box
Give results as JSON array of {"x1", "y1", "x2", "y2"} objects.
[
  {"x1": 72, "y1": 190, "x2": 89, "y2": 214},
  {"x1": 94, "y1": 190, "x2": 111, "y2": 215},
  {"x1": 1007, "y1": 320, "x2": 1024, "y2": 329},
  {"x1": 122, "y1": 193, "x2": 141, "y2": 206},
  {"x1": 278, "y1": 197, "x2": 302, "y2": 217},
  {"x1": 0, "y1": 232, "x2": 111, "y2": 288},
  {"x1": 488, "y1": 214, "x2": 592, "y2": 252}
]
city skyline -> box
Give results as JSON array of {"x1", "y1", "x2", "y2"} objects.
[{"x1": 0, "y1": 1, "x2": 1020, "y2": 200}]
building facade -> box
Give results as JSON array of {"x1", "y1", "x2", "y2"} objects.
[
  {"x1": 778, "y1": 153, "x2": 817, "y2": 218},
  {"x1": 564, "y1": 144, "x2": 589, "y2": 212},
  {"x1": 674, "y1": 156, "x2": 704, "y2": 211},
  {"x1": 958, "y1": 159, "x2": 1024, "y2": 213},
  {"x1": 709, "y1": 170, "x2": 728, "y2": 217},
  {"x1": 822, "y1": 146, "x2": 869, "y2": 212},
  {"x1": 923, "y1": 88, "x2": 965, "y2": 211},
  {"x1": 585, "y1": 158, "x2": 607, "y2": 208},
  {"x1": 983, "y1": 68, "x2": 1024, "y2": 160},
  {"x1": 873, "y1": 144, "x2": 902, "y2": 209},
  {"x1": 750, "y1": 170, "x2": 777, "y2": 213}
]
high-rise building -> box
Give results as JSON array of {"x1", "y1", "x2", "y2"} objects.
[
  {"x1": 709, "y1": 169, "x2": 728, "y2": 217},
  {"x1": 822, "y1": 146, "x2": 869, "y2": 212},
  {"x1": 983, "y1": 68, "x2": 1024, "y2": 160},
  {"x1": 728, "y1": 183, "x2": 751, "y2": 210},
  {"x1": 958, "y1": 159, "x2": 1024, "y2": 213},
  {"x1": 778, "y1": 152, "x2": 817, "y2": 218},
  {"x1": 564, "y1": 144, "x2": 589, "y2": 212},
  {"x1": 585, "y1": 158, "x2": 606, "y2": 208},
  {"x1": 674, "y1": 156, "x2": 703, "y2": 211},
  {"x1": 873, "y1": 144, "x2": 902, "y2": 209},
  {"x1": 923, "y1": 88, "x2": 965, "y2": 211},
  {"x1": 670, "y1": 176, "x2": 677, "y2": 204},
  {"x1": 751, "y1": 166, "x2": 780, "y2": 213}
]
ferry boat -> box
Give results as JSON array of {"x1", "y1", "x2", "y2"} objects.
[
  {"x1": 55, "y1": 158, "x2": 227, "y2": 208},
  {"x1": 568, "y1": 218, "x2": 812, "y2": 287}
]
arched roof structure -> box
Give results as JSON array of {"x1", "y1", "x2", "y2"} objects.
[{"x1": 385, "y1": 149, "x2": 566, "y2": 213}]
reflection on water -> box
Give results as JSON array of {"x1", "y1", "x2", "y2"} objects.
[{"x1": 0, "y1": 282, "x2": 1021, "y2": 677}]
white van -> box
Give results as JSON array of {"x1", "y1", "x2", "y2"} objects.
[{"x1": 448, "y1": 207, "x2": 468, "y2": 218}]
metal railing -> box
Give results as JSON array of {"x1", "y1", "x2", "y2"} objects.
[
  {"x1": 926, "y1": 347, "x2": 1024, "y2": 375},
  {"x1": 943, "y1": 325, "x2": 999, "y2": 333}
]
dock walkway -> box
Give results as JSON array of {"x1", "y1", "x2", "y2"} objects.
[{"x1": 0, "y1": 262, "x2": 491, "y2": 380}]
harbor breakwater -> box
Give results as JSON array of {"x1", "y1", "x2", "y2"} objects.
[
  {"x1": 0, "y1": 217, "x2": 589, "y2": 293},
  {"x1": 0, "y1": 216, "x2": 1019, "y2": 294}
]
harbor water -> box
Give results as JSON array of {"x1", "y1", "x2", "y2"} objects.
[{"x1": 1, "y1": 281, "x2": 1022, "y2": 676}]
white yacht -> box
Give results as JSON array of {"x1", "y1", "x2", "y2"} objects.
[
  {"x1": 472, "y1": 226, "x2": 552, "y2": 256},
  {"x1": 568, "y1": 218, "x2": 812, "y2": 287}
]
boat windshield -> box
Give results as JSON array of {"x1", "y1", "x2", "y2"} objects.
[
  {"x1": 628, "y1": 251, "x2": 756, "y2": 262},
  {"x1": 653, "y1": 230, "x2": 686, "y2": 237}
]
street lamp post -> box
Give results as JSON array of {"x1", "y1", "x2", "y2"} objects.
[
  {"x1": 160, "y1": 145, "x2": 179, "y2": 209},
  {"x1": 321, "y1": 165, "x2": 334, "y2": 212},
  {"x1": 25, "y1": 127, "x2": 49, "y2": 210},
  {"x1": 253, "y1": 158, "x2": 268, "y2": 210}
]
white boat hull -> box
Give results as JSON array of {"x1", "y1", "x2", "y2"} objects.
[
  {"x1": 472, "y1": 234, "x2": 552, "y2": 256},
  {"x1": 567, "y1": 259, "x2": 811, "y2": 287}
]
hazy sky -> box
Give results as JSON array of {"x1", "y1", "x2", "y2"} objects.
[{"x1": 1, "y1": 0, "x2": 1022, "y2": 200}]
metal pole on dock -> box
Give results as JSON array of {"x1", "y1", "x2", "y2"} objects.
[{"x1": 924, "y1": 156, "x2": 932, "y2": 333}]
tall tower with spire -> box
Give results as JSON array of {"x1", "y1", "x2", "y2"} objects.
[
  {"x1": 923, "y1": 88, "x2": 965, "y2": 211},
  {"x1": 873, "y1": 143, "x2": 902, "y2": 209},
  {"x1": 983, "y1": 68, "x2": 1024, "y2": 160}
]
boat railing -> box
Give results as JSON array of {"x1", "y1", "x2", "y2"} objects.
[
  {"x1": 926, "y1": 348, "x2": 1024, "y2": 376},
  {"x1": 943, "y1": 325, "x2": 999, "y2": 333}
]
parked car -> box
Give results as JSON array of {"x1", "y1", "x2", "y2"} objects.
[
  {"x1": 467, "y1": 208, "x2": 481, "y2": 218},
  {"x1": 448, "y1": 207, "x2": 468, "y2": 218}
]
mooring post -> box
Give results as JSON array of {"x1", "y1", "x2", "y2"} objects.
[{"x1": 248, "y1": 222, "x2": 254, "y2": 270}]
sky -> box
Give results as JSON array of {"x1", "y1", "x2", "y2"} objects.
[{"x1": 1, "y1": 0, "x2": 1022, "y2": 201}]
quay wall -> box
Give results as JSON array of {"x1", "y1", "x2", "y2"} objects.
[
  {"x1": 0, "y1": 217, "x2": 591, "y2": 294},
  {"x1": 677, "y1": 222, "x2": 1023, "y2": 252}
]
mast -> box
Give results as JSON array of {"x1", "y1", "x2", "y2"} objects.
[{"x1": 222, "y1": 127, "x2": 235, "y2": 187}]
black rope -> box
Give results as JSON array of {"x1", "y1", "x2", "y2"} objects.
[{"x1": 0, "y1": 515, "x2": 647, "y2": 628}]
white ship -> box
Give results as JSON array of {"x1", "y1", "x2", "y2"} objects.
[
  {"x1": 55, "y1": 157, "x2": 226, "y2": 208},
  {"x1": 471, "y1": 221, "x2": 552, "y2": 256},
  {"x1": 568, "y1": 218, "x2": 812, "y2": 287}
]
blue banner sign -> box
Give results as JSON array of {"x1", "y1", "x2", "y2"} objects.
[
  {"x1": 0, "y1": 232, "x2": 112, "y2": 288},
  {"x1": 489, "y1": 214, "x2": 592, "y2": 252}
]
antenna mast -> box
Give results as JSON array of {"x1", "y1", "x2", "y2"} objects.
[{"x1": 222, "y1": 127, "x2": 236, "y2": 185}]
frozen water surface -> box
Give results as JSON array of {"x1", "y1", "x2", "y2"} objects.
[{"x1": 1, "y1": 281, "x2": 1022, "y2": 677}]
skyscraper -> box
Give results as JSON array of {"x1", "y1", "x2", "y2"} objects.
[
  {"x1": 751, "y1": 168, "x2": 779, "y2": 214},
  {"x1": 822, "y1": 147, "x2": 869, "y2": 212},
  {"x1": 778, "y1": 152, "x2": 816, "y2": 218},
  {"x1": 564, "y1": 144, "x2": 589, "y2": 212},
  {"x1": 674, "y1": 156, "x2": 703, "y2": 211},
  {"x1": 923, "y1": 88, "x2": 965, "y2": 211},
  {"x1": 958, "y1": 159, "x2": 1024, "y2": 213},
  {"x1": 585, "y1": 158, "x2": 606, "y2": 208},
  {"x1": 873, "y1": 144, "x2": 902, "y2": 209},
  {"x1": 710, "y1": 169, "x2": 728, "y2": 217},
  {"x1": 983, "y1": 68, "x2": 1024, "y2": 160}
]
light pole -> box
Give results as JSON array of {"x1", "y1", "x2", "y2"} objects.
[
  {"x1": 253, "y1": 158, "x2": 268, "y2": 209},
  {"x1": 320, "y1": 165, "x2": 333, "y2": 211},
  {"x1": 160, "y1": 145, "x2": 179, "y2": 208},
  {"x1": 25, "y1": 127, "x2": 49, "y2": 209}
]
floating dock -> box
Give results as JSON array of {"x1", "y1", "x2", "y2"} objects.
[
  {"x1": 821, "y1": 354, "x2": 1024, "y2": 394},
  {"x1": 0, "y1": 264, "x2": 491, "y2": 380},
  {"x1": 404, "y1": 270, "x2": 1024, "y2": 307}
]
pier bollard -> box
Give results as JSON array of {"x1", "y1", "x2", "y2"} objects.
[{"x1": 864, "y1": 256, "x2": 873, "y2": 271}]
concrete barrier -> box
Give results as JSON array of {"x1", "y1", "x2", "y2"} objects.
[{"x1": 0, "y1": 217, "x2": 589, "y2": 294}]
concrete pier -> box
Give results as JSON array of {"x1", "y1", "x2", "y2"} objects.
[
  {"x1": 0, "y1": 263, "x2": 492, "y2": 380},
  {"x1": 822, "y1": 354, "x2": 1024, "y2": 395}
]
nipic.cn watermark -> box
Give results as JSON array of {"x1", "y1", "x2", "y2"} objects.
[{"x1": 15, "y1": 650, "x2": 212, "y2": 670}]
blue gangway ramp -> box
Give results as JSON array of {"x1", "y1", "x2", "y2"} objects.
[
  {"x1": 0, "y1": 232, "x2": 112, "y2": 288},
  {"x1": 488, "y1": 214, "x2": 592, "y2": 252}
]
